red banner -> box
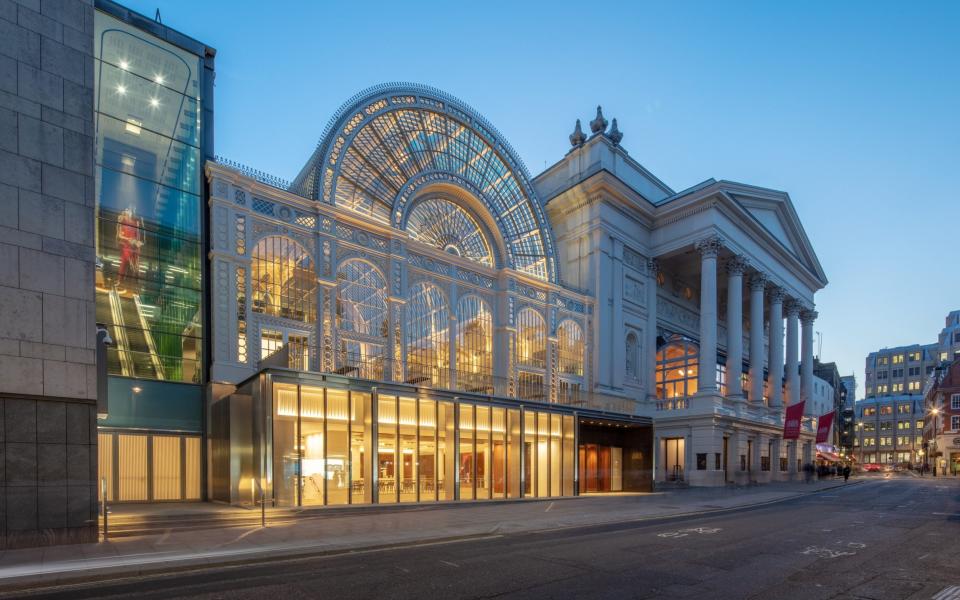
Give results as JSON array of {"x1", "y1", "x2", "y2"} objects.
[
  {"x1": 816, "y1": 411, "x2": 835, "y2": 444},
  {"x1": 783, "y1": 401, "x2": 805, "y2": 440}
]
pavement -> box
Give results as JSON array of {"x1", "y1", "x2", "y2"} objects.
[{"x1": 0, "y1": 477, "x2": 867, "y2": 594}]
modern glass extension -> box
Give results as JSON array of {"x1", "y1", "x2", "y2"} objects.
[{"x1": 209, "y1": 370, "x2": 652, "y2": 507}]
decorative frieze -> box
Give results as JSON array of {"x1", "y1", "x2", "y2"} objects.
[
  {"x1": 623, "y1": 246, "x2": 644, "y2": 271},
  {"x1": 624, "y1": 275, "x2": 645, "y2": 306}
]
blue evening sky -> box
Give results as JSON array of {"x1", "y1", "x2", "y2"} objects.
[{"x1": 125, "y1": 0, "x2": 959, "y2": 395}]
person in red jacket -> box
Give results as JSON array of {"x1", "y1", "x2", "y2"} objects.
[{"x1": 116, "y1": 206, "x2": 144, "y2": 288}]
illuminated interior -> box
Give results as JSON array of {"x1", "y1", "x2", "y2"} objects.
[
  {"x1": 336, "y1": 259, "x2": 388, "y2": 379},
  {"x1": 251, "y1": 236, "x2": 317, "y2": 323},
  {"x1": 406, "y1": 197, "x2": 495, "y2": 267},
  {"x1": 656, "y1": 336, "x2": 700, "y2": 402}
]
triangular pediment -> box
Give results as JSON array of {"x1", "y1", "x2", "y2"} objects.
[
  {"x1": 744, "y1": 205, "x2": 798, "y2": 255},
  {"x1": 725, "y1": 189, "x2": 827, "y2": 287}
]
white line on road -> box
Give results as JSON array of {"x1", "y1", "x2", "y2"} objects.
[
  {"x1": 932, "y1": 585, "x2": 960, "y2": 600},
  {"x1": 439, "y1": 560, "x2": 460, "y2": 568},
  {"x1": 545, "y1": 502, "x2": 554, "y2": 512}
]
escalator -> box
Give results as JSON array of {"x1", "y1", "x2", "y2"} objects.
[{"x1": 101, "y1": 286, "x2": 165, "y2": 380}]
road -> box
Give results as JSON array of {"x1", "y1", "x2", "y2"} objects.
[{"x1": 12, "y1": 476, "x2": 960, "y2": 600}]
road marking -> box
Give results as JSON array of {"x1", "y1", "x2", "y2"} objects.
[
  {"x1": 545, "y1": 502, "x2": 554, "y2": 512},
  {"x1": 932, "y1": 585, "x2": 960, "y2": 600},
  {"x1": 439, "y1": 560, "x2": 460, "y2": 568},
  {"x1": 802, "y1": 546, "x2": 855, "y2": 559},
  {"x1": 933, "y1": 512, "x2": 958, "y2": 516},
  {"x1": 847, "y1": 542, "x2": 866, "y2": 549},
  {"x1": 918, "y1": 553, "x2": 930, "y2": 560},
  {"x1": 658, "y1": 527, "x2": 721, "y2": 538}
]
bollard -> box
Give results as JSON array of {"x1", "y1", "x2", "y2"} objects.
[
  {"x1": 258, "y1": 479, "x2": 266, "y2": 528},
  {"x1": 101, "y1": 477, "x2": 108, "y2": 541}
]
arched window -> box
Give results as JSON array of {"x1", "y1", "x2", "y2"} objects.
[
  {"x1": 336, "y1": 259, "x2": 387, "y2": 379},
  {"x1": 456, "y1": 295, "x2": 493, "y2": 393},
  {"x1": 516, "y1": 308, "x2": 546, "y2": 401},
  {"x1": 405, "y1": 282, "x2": 449, "y2": 387},
  {"x1": 407, "y1": 198, "x2": 494, "y2": 268},
  {"x1": 557, "y1": 320, "x2": 584, "y2": 377},
  {"x1": 250, "y1": 236, "x2": 316, "y2": 323},
  {"x1": 516, "y1": 308, "x2": 546, "y2": 369},
  {"x1": 625, "y1": 332, "x2": 638, "y2": 379},
  {"x1": 656, "y1": 336, "x2": 699, "y2": 404}
]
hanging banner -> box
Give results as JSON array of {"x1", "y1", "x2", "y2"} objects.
[
  {"x1": 816, "y1": 411, "x2": 835, "y2": 444},
  {"x1": 783, "y1": 401, "x2": 805, "y2": 440}
]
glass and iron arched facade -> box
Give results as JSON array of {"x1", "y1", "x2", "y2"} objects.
[
  {"x1": 292, "y1": 84, "x2": 559, "y2": 284},
  {"x1": 405, "y1": 282, "x2": 450, "y2": 387},
  {"x1": 336, "y1": 259, "x2": 388, "y2": 380},
  {"x1": 250, "y1": 236, "x2": 317, "y2": 323}
]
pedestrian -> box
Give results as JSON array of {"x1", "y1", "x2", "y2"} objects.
[
  {"x1": 803, "y1": 462, "x2": 813, "y2": 484},
  {"x1": 842, "y1": 465, "x2": 850, "y2": 482}
]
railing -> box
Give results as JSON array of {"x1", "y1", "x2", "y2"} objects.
[
  {"x1": 216, "y1": 156, "x2": 292, "y2": 191},
  {"x1": 259, "y1": 344, "x2": 635, "y2": 414}
]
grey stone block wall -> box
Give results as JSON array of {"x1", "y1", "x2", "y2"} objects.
[{"x1": 0, "y1": 0, "x2": 97, "y2": 549}]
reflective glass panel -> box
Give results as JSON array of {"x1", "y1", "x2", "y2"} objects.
[
  {"x1": 476, "y1": 405, "x2": 491, "y2": 500},
  {"x1": 351, "y1": 392, "x2": 373, "y2": 504},
  {"x1": 377, "y1": 395, "x2": 397, "y2": 503},
  {"x1": 405, "y1": 283, "x2": 449, "y2": 387},
  {"x1": 326, "y1": 389, "x2": 350, "y2": 505},
  {"x1": 459, "y1": 403, "x2": 475, "y2": 500},
  {"x1": 419, "y1": 398, "x2": 437, "y2": 502},
  {"x1": 273, "y1": 383, "x2": 298, "y2": 507},
  {"x1": 300, "y1": 386, "x2": 324, "y2": 506},
  {"x1": 398, "y1": 397, "x2": 418, "y2": 502}
]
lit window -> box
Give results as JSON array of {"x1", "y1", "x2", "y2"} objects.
[
  {"x1": 908, "y1": 381, "x2": 920, "y2": 391},
  {"x1": 557, "y1": 320, "x2": 584, "y2": 377},
  {"x1": 516, "y1": 308, "x2": 546, "y2": 369},
  {"x1": 336, "y1": 259, "x2": 387, "y2": 379},
  {"x1": 251, "y1": 236, "x2": 317, "y2": 323},
  {"x1": 406, "y1": 197, "x2": 494, "y2": 268},
  {"x1": 405, "y1": 282, "x2": 449, "y2": 388},
  {"x1": 456, "y1": 295, "x2": 493, "y2": 393},
  {"x1": 892, "y1": 354, "x2": 904, "y2": 364},
  {"x1": 656, "y1": 336, "x2": 699, "y2": 401}
]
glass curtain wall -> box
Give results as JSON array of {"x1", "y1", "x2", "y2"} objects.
[
  {"x1": 456, "y1": 296, "x2": 494, "y2": 393},
  {"x1": 405, "y1": 283, "x2": 449, "y2": 387},
  {"x1": 269, "y1": 381, "x2": 575, "y2": 506},
  {"x1": 94, "y1": 13, "x2": 203, "y2": 382},
  {"x1": 517, "y1": 308, "x2": 547, "y2": 401}
]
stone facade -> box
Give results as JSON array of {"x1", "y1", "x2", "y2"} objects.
[{"x1": 0, "y1": 0, "x2": 98, "y2": 548}]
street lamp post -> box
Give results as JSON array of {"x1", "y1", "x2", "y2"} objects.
[{"x1": 930, "y1": 407, "x2": 940, "y2": 477}]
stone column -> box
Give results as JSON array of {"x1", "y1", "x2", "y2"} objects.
[
  {"x1": 645, "y1": 259, "x2": 660, "y2": 402},
  {"x1": 768, "y1": 287, "x2": 785, "y2": 408},
  {"x1": 785, "y1": 300, "x2": 800, "y2": 405},
  {"x1": 724, "y1": 257, "x2": 748, "y2": 399},
  {"x1": 748, "y1": 272, "x2": 766, "y2": 404},
  {"x1": 800, "y1": 309, "x2": 818, "y2": 416},
  {"x1": 788, "y1": 440, "x2": 798, "y2": 478},
  {"x1": 770, "y1": 438, "x2": 783, "y2": 481},
  {"x1": 695, "y1": 236, "x2": 723, "y2": 394}
]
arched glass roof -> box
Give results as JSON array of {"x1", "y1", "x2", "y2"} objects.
[
  {"x1": 293, "y1": 83, "x2": 558, "y2": 283},
  {"x1": 407, "y1": 197, "x2": 494, "y2": 267}
]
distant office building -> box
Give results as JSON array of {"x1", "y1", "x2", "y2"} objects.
[
  {"x1": 840, "y1": 375, "x2": 856, "y2": 409},
  {"x1": 854, "y1": 395, "x2": 925, "y2": 465},
  {"x1": 863, "y1": 309, "x2": 960, "y2": 400}
]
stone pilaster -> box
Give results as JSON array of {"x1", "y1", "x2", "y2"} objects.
[{"x1": 645, "y1": 259, "x2": 659, "y2": 402}]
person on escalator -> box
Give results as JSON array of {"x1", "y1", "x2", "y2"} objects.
[{"x1": 116, "y1": 207, "x2": 144, "y2": 290}]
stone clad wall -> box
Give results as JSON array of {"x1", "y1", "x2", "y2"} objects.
[{"x1": 0, "y1": 0, "x2": 97, "y2": 548}]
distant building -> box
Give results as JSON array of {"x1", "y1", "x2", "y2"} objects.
[
  {"x1": 922, "y1": 358, "x2": 960, "y2": 475},
  {"x1": 863, "y1": 309, "x2": 960, "y2": 400},
  {"x1": 814, "y1": 360, "x2": 844, "y2": 446},
  {"x1": 854, "y1": 395, "x2": 925, "y2": 465},
  {"x1": 840, "y1": 375, "x2": 856, "y2": 409}
]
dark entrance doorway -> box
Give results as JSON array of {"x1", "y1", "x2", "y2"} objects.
[{"x1": 577, "y1": 418, "x2": 652, "y2": 493}]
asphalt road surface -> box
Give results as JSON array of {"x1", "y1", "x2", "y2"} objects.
[{"x1": 13, "y1": 476, "x2": 960, "y2": 600}]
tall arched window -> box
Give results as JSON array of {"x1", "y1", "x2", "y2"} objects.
[
  {"x1": 251, "y1": 236, "x2": 316, "y2": 323},
  {"x1": 456, "y1": 295, "x2": 493, "y2": 393},
  {"x1": 625, "y1": 332, "x2": 638, "y2": 379},
  {"x1": 407, "y1": 197, "x2": 494, "y2": 268},
  {"x1": 557, "y1": 320, "x2": 584, "y2": 376},
  {"x1": 336, "y1": 259, "x2": 387, "y2": 379},
  {"x1": 656, "y1": 336, "x2": 699, "y2": 407},
  {"x1": 516, "y1": 307, "x2": 546, "y2": 401},
  {"x1": 405, "y1": 282, "x2": 449, "y2": 387}
]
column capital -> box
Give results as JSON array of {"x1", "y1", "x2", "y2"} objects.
[
  {"x1": 724, "y1": 255, "x2": 749, "y2": 276},
  {"x1": 784, "y1": 299, "x2": 802, "y2": 317},
  {"x1": 694, "y1": 235, "x2": 724, "y2": 259},
  {"x1": 646, "y1": 257, "x2": 660, "y2": 277},
  {"x1": 768, "y1": 285, "x2": 786, "y2": 304},
  {"x1": 748, "y1": 271, "x2": 767, "y2": 291},
  {"x1": 800, "y1": 308, "x2": 818, "y2": 324}
]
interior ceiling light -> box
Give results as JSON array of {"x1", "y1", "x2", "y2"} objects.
[
  {"x1": 116, "y1": 84, "x2": 126, "y2": 95},
  {"x1": 149, "y1": 97, "x2": 159, "y2": 108},
  {"x1": 119, "y1": 60, "x2": 129, "y2": 70},
  {"x1": 154, "y1": 74, "x2": 164, "y2": 84}
]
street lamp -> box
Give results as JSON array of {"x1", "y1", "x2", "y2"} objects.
[{"x1": 930, "y1": 407, "x2": 940, "y2": 477}]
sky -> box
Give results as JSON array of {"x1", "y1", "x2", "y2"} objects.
[{"x1": 124, "y1": 0, "x2": 960, "y2": 396}]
